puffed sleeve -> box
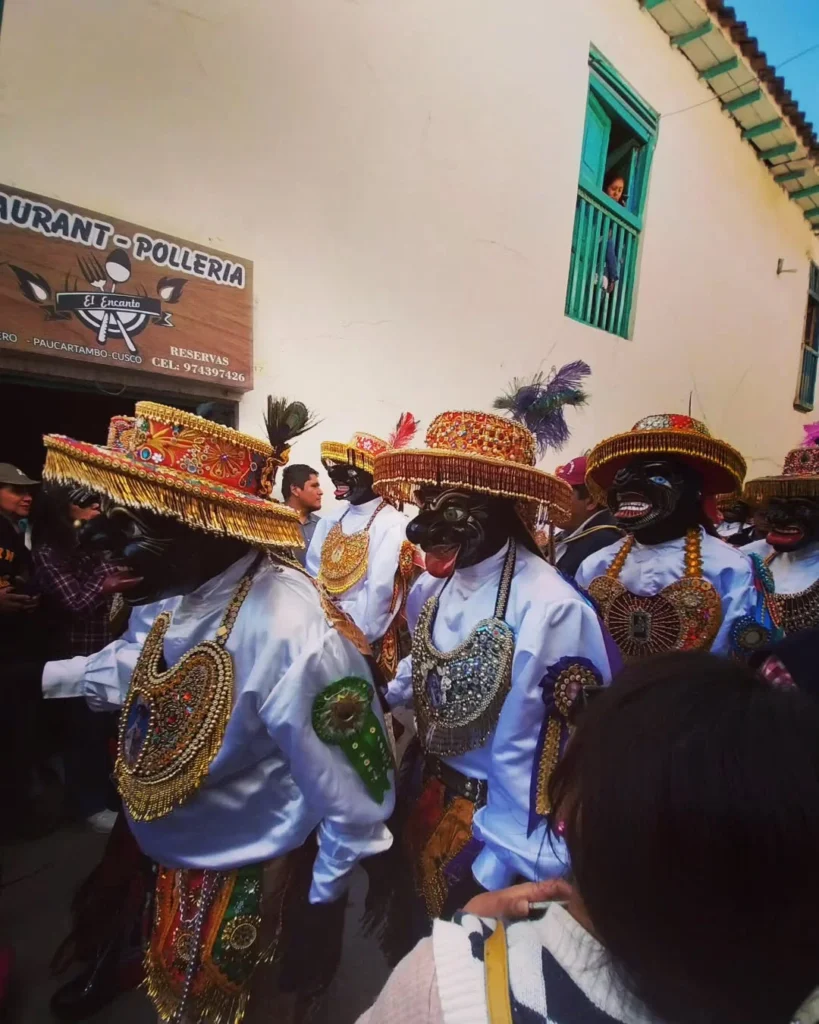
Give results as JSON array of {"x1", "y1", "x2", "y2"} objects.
[
  {"x1": 711, "y1": 550, "x2": 756, "y2": 656},
  {"x1": 41, "y1": 600, "x2": 164, "y2": 711},
  {"x1": 471, "y1": 597, "x2": 613, "y2": 889},
  {"x1": 358, "y1": 514, "x2": 408, "y2": 644},
  {"x1": 305, "y1": 515, "x2": 333, "y2": 578},
  {"x1": 257, "y1": 626, "x2": 395, "y2": 903}
]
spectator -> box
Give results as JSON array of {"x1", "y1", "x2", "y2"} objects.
[
  {"x1": 603, "y1": 171, "x2": 626, "y2": 295},
  {"x1": 358, "y1": 653, "x2": 819, "y2": 1024},
  {"x1": 553, "y1": 456, "x2": 623, "y2": 577},
  {"x1": 282, "y1": 463, "x2": 323, "y2": 566},
  {"x1": 31, "y1": 484, "x2": 137, "y2": 832},
  {"x1": 0, "y1": 463, "x2": 47, "y2": 837}
]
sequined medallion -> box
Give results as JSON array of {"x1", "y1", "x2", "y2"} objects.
[
  {"x1": 319, "y1": 501, "x2": 387, "y2": 595},
  {"x1": 412, "y1": 544, "x2": 516, "y2": 756},
  {"x1": 588, "y1": 530, "x2": 722, "y2": 659},
  {"x1": 115, "y1": 557, "x2": 260, "y2": 822},
  {"x1": 765, "y1": 558, "x2": 819, "y2": 636}
]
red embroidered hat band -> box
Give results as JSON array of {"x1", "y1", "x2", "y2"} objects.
[
  {"x1": 43, "y1": 401, "x2": 303, "y2": 549},
  {"x1": 586, "y1": 414, "x2": 746, "y2": 504},
  {"x1": 372, "y1": 410, "x2": 572, "y2": 527}
]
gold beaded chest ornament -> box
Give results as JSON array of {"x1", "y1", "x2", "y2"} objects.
[
  {"x1": 319, "y1": 417, "x2": 419, "y2": 595},
  {"x1": 585, "y1": 414, "x2": 747, "y2": 659},
  {"x1": 745, "y1": 440, "x2": 819, "y2": 636}
]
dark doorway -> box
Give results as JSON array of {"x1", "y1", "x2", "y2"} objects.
[{"x1": 0, "y1": 374, "x2": 237, "y2": 480}]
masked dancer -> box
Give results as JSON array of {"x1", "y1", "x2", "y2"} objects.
[{"x1": 40, "y1": 401, "x2": 395, "y2": 1024}]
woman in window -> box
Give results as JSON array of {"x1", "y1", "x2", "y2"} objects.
[
  {"x1": 357, "y1": 653, "x2": 819, "y2": 1024},
  {"x1": 602, "y1": 170, "x2": 626, "y2": 295}
]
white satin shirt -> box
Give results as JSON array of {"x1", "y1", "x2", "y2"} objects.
[
  {"x1": 387, "y1": 542, "x2": 615, "y2": 891},
  {"x1": 575, "y1": 528, "x2": 755, "y2": 656},
  {"x1": 42, "y1": 552, "x2": 395, "y2": 903},
  {"x1": 742, "y1": 539, "x2": 819, "y2": 593},
  {"x1": 305, "y1": 496, "x2": 408, "y2": 643}
]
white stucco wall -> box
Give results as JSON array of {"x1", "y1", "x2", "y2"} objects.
[{"x1": 1, "y1": 0, "x2": 817, "y2": 494}]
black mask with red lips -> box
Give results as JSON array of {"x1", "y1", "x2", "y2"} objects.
[
  {"x1": 323, "y1": 462, "x2": 378, "y2": 506},
  {"x1": 406, "y1": 487, "x2": 537, "y2": 578},
  {"x1": 607, "y1": 457, "x2": 704, "y2": 545},
  {"x1": 79, "y1": 503, "x2": 250, "y2": 604},
  {"x1": 757, "y1": 497, "x2": 819, "y2": 553}
]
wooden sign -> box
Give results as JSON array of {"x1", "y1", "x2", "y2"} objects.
[{"x1": 0, "y1": 186, "x2": 253, "y2": 390}]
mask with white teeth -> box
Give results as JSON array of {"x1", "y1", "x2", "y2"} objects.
[
  {"x1": 757, "y1": 496, "x2": 819, "y2": 554},
  {"x1": 608, "y1": 457, "x2": 702, "y2": 542},
  {"x1": 323, "y1": 461, "x2": 378, "y2": 506}
]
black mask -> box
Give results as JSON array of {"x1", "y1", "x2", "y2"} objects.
[
  {"x1": 757, "y1": 497, "x2": 819, "y2": 553},
  {"x1": 79, "y1": 504, "x2": 250, "y2": 604},
  {"x1": 608, "y1": 457, "x2": 702, "y2": 543},
  {"x1": 324, "y1": 461, "x2": 377, "y2": 506},
  {"x1": 721, "y1": 498, "x2": 750, "y2": 525},
  {"x1": 406, "y1": 487, "x2": 519, "y2": 577}
]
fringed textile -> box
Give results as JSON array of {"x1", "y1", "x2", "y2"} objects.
[{"x1": 43, "y1": 441, "x2": 303, "y2": 549}]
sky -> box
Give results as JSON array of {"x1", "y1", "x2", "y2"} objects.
[{"x1": 733, "y1": 0, "x2": 819, "y2": 129}]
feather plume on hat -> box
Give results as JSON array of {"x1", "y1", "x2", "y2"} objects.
[
  {"x1": 493, "y1": 360, "x2": 591, "y2": 455},
  {"x1": 387, "y1": 412, "x2": 419, "y2": 450},
  {"x1": 263, "y1": 396, "x2": 319, "y2": 463},
  {"x1": 802, "y1": 422, "x2": 819, "y2": 447}
]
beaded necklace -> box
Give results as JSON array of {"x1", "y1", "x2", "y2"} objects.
[
  {"x1": 764, "y1": 551, "x2": 819, "y2": 635},
  {"x1": 318, "y1": 500, "x2": 387, "y2": 595},
  {"x1": 115, "y1": 555, "x2": 261, "y2": 822},
  {"x1": 588, "y1": 528, "x2": 722, "y2": 659},
  {"x1": 412, "y1": 542, "x2": 516, "y2": 756}
]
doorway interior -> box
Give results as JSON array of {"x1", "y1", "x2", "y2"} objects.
[{"x1": 0, "y1": 372, "x2": 237, "y2": 480}]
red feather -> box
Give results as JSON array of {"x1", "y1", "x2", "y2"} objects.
[{"x1": 388, "y1": 412, "x2": 418, "y2": 450}]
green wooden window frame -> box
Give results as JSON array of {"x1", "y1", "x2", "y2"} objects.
[
  {"x1": 565, "y1": 50, "x2": 659, "y2": 339},
  {"x1": 795, "y1": 263, "x2": 819, "y2": 413}
]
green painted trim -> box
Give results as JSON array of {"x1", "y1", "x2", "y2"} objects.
[
  {"x1": 722, "y1": 89, "x2": 762, "y2": 112},
  {"x1": 700, "y1": 57, "x2": 739, "y2": 80},
  {"x1": 741, "y1": 118, "x2": 783, "y2": 139},
  {"x1": 589, "y1": 73, "x2": 653, "y2": 144},
  {"x1": 643, "y1": 0, "x2": 668, "y2": 9},
  {"x1": 761, "y1": 142, "x2": 798, "y2": 161},
  {"x1": 774, "y1": 168, "x2": 808, "y2": 183},
  {"x1": 805, "y1": 208, "x2": 819, "y2": 219},
  {"x1": 589, "y1": 47, "x2": 660, "y2": 128},
  {"x1": 671, "y1": 23, "x2": 712, "y2": 47},
  {"x1": 790, "y1": 184, "x2": 819, "y2": 201}
]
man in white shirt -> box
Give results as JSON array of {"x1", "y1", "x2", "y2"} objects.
[{"x1": 41, "y1": 400, "x2": 394, "y2": 1024}]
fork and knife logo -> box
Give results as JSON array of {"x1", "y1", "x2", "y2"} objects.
[{"x1": 7, "y1": 247, "x2": 185, "y2": 354}]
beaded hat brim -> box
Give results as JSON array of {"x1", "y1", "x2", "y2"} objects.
[
  {"x1": 320, "y1": 439, "x2": 382, "y2": 475},
  {"x1": 586, "y1": 428, "x2": 746, "y2": 503},
  {"x1": 43, "y1": 434, "x2": 303, "y2": 549},
  {"x1": 744, "y1": 474, "x2": 819, "y2": 503},
  {"x1": 373, "y1": 448, "x2": 572, "y2": 527}
]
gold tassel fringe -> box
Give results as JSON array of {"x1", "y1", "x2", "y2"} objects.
[
  {"x1": 145, "y1": 947, "x2": 250, "y2": 1024},
  {"x1": 586, "y1": 429, "x2": 746, "y2": 503},
  {"x1": 373, "y1": 449, "x2": 572, "y2": 527},
  {"x1": 320, "y1": 439, "x2": 379, "y2": 474},
  {"x1": 43, "y1": 441, "x2": 303, "y2": 550},
  {"x1": 137, "y1": 401, "x2": 274, "y2": 460},
  {"x1": 744, "y1": 476, "x2": 819, "y2": 504}
]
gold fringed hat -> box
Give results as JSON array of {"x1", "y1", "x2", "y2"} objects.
[
  {"x1": 744, "y1": 445, "x2": 819, "y2": 504},
  {"x1": 43, "y1": 401, "x2": 303, "y2": 549},
  {"x1": 372, "y1": 410, "x2": 573, "y2": 527},
  {"x1": 321, "y1": 413, "x2": 420, "y2": 475},
  {"x1": 586, "y1": 414, "x2": 746, "y2": 503}
]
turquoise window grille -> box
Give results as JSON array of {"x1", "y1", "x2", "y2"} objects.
[
  {"x1": 795, "y1": 262, "x2": 819, "y2": 412},
  {"x1": 565, "y1": 51, "x2": 659, "y2": 338}
]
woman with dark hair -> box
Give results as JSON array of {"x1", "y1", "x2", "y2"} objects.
[
  {"x1": 31, "y1": 483, "x2": 136, "y2": 830},
  {"x1": 357, "y1": 652, "x2": 819, "y2": 1024}
]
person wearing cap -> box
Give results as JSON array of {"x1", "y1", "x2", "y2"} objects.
[
  {"x1": 39, "y1": 401, "x2": 395, "y2": 1024},
  {"x1": 552, "y1": 456, "x2": 623, "y2": 578},
  {"x1": 371, "y1": 371, "x2": 616, "y2": 944},
  {"x1": 737, "y1": 432, "x2": 819, "y2": 649},
  {"x1": 306, "y1": 414, "x2": 418, "y2": 680},
  {"x1": 575, "y1": 414, "x2": 755, "y2": 659},
  {"x1": 0, "y1": 462, "x2": 38, "y2": 612}
]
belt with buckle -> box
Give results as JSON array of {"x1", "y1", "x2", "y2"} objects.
[{"x1": 425, "y1": 755, "x2": 487, "y2": 806}]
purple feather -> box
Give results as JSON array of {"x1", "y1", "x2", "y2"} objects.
[
  {"x1": 493, "y1": 361, "x2": 591, "y2": 455},
  {"x1": 803, "y1": 422, "x2": 819, "y2": 447}
]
